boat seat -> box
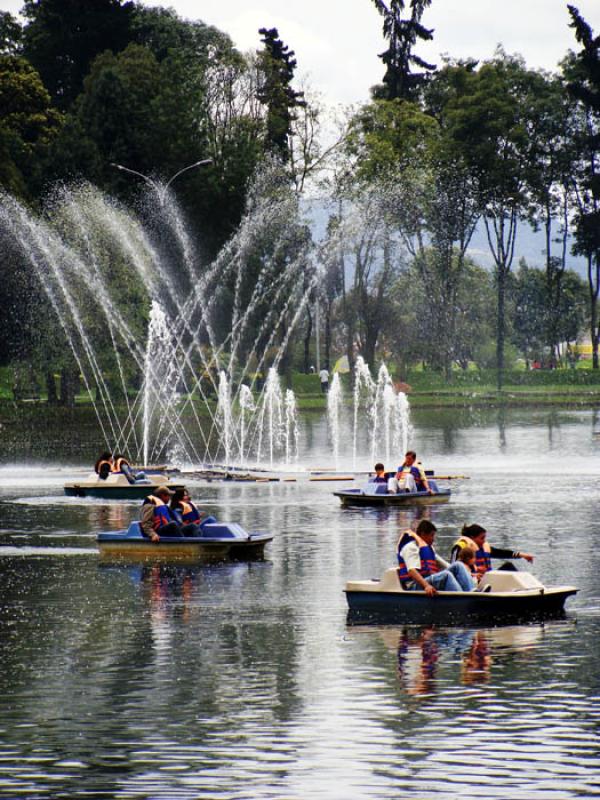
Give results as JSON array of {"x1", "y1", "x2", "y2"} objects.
[
  {"x1": 127, "y1": 521, "x2": 144, "y2": 538},
  {"x1": 200, "y1": 522, "x2": 248, "y2": 540},
  {"x1": 379, "y1": 567, "x2": 404, "y2": 591},
  {"x1": 477, "y1": 570, "x2": 544, "y2": 592},
  {"x1": 363, "y1": 483, "x2": 389, "y2": 495}
]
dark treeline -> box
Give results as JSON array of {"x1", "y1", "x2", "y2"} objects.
[{"x1": 1, "y1": 0, "x2": 600, "y2": 402}]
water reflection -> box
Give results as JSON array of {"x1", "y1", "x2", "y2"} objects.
[
  {"x1": 353, "y1": 623, "x2": 547, "y2": 697},
  {"x1": 0, "y1": 408, "x2": 599, "y2": 798}
]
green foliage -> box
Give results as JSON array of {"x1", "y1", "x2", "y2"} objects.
[
  {"x1": 406, "y1": 366, "x2": 600, "y2": 388},
  {"x1": 0, "y1": 55, "x2": 62, "y2": 196},
  {"x1": 346, "y1": 98, "x2": 438, "y2": 180},
  {"x1": 0, "y1": 12, "x2": 22, "y2": 55},
  {"x1": 22, "y1": 0, "x2": 135, "y2": 109}
]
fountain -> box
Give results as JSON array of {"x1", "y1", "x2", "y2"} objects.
[
  {"x1": 0, "y1": 162, "x2": 311, "y2": 469},
  {"x1": 327, "y1": 372, "x2": 344, "y2": 468},
  {"x1": 0, "y1": 160, "x2": 411, "y2": 472},
  {"x1": 346, "y1": 357, "x2": 411, "y2": 469}
]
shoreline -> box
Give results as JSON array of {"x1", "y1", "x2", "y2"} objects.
[{"x1": 3, "y1": 387, "x2": 600, "y2": 417}]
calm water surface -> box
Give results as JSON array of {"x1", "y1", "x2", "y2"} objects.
[{"x1": 0, "y1": 407, "x2": 599, "y2": 799}]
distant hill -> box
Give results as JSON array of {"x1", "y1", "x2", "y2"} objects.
[{"x1": 303, "y1": 197, "x2": 588, "y2": 277}]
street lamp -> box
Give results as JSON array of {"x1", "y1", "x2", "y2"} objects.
[{"x1": 110, "y1": 159, "x2": 213, "y2": 203}]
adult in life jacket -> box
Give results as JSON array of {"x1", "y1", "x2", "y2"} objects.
[
  {"x1": 140, "y1": 486, "x2": 183, "y2": 541},
  {"x1": 112, "y1": 454, "x2": 146, "y2": 484},
  {"x1": 396, "y1": 520, "x2": 473, "y2": 595},
  {"x1": 390, "y1": 451, "x2": 433, "y2": 494},
  {"x1": 94, "y1": 452, "x2": 114, "y2": 480},
  {"x1": 170, "y1": 488, "x2": 217, "y2": 530},
  {"x1": 450, "y1": 523, "x2": 534, "y2": 577}
]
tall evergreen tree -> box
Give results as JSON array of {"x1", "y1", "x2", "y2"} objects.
[
  {"x1": 371, "y1": 0, "x2": 435, "y2": 101},
  {"x1": 257, "y1": 27, "x2": 305, "y2": 161}
]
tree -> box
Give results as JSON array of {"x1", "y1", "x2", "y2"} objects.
[
  {"x1": 442, "y1": 51, "x2": 543, "y2": 388},
  {"x1": 22, "y1": 0, "x2": 135, "y2": 108},
  {"x1": 256, "y1": 27, "x2": 305, "y2": 162},
  {"x1": 0, "y1": 12, "x2": 22, "y2": 55},
  {"x1": 0, "y1": 54, "x2": 62, "y2": 196},
  {"x1": 566, "y1": 5, "x2": 600, "y2": 367},
  {"x1": 512, "y1": 261, "x2": 587, "y2": 365},
  {"x1": 326, "y1": 183, "x2": 398, "y2": 368},
  {"x1": 347, "y1": 90, "x2": 481, "y2": 376},
  {"x1": 523, "y1": 72, "x2": 578, "y2": 364},
  {"x1": 370, "y1": 0, "x2": 435, "y2": 101}
]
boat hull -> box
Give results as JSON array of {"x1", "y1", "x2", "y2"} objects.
[
  {"x1": 345, "y1": 568, "x2": 578, "y2": 625},
  {"x1": 334, "y1": 489, "x2": 451, "y2": 507},
  {"x1": 97, "y1": 522, "x2": 272, "y2": 562},
  {"x1": 98, "y1": 536, "x2": 271, "y2": 562},
  {"x1": 345, "y1": 586, "x2": 577, "y2": 625},
  {"x1": 65, "y1": 472, "x2": 182, "y2": 499}
]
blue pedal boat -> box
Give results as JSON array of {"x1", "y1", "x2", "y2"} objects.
[
  {"x1": 345, "y1": 568, "x2": 578, "y2": 625},
  {"x1": 334, "y1": 480, "x2": 451, "y2": 508},
  {"x1": 97, "y1": 521, "x2": 273, "y2": 561}
]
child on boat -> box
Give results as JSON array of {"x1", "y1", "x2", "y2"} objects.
[
  {"x1": 372, "y1": 463, "x2": 387, "y2": 483},
  {"x1": 457, "y1": 546, "x2": 478, "y2": 587}
]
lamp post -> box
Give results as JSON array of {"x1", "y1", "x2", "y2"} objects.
[{"x1": 110, "y1": 159, "x2": 213, "y2": 203}]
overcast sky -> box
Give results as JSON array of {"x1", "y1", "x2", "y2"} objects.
[{"x1": 3, "y1": 0, "x2": 600, "y2": 104}]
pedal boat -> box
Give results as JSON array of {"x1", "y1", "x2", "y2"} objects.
[
  {"x1": 64, "y1": 472, "x2": 183, "y2": 499},
  {"x1": 97, "y1": 521, "x2": 273, "y2": 562},
  {"x1": 334, "y1": 480, "x2": 450, "y2": 508},
  {"x1": 345, "y1": 568, "x2": 578, "y2": 625}
]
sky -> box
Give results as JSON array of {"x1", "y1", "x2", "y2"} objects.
[{"x1": 3, "y1": 0, "x2": 600, "y2": 104}]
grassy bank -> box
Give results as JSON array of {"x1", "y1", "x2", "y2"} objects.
[{"x1": 3, "y1": 368, "x2": 600, "y2": 415}]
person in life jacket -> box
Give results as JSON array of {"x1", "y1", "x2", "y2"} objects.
[
  {"x1": 170, "y1": 488, "x2": 217, "y2": 530},
  {"x1": 391, "y1": 451, "x2": 432, "y2": 494},
  {"x1": 450, "y1": 523, "x2": 534, "y2": 577},
  {"x1": 371, "y1": 463, "x2": 388, "y2": 484},
  {"x1": 112, "y1": 455, "x2": 131, "y2": 473},
  {"x1": 396, "y1": 520, "x2": 473, "y2": 595},
  {"x1": 140, "y1": 486, "x2": 183, "y2": 541},
  {"x1": 112, "y1": 454, "x2": 147, "y2": 484},
  {"x1": 94, "y1": 452, "x2": 114, "y2": 480}
]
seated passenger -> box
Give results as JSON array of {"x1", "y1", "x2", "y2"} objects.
[
  {"x1": 94, "y1": 452, "x2": 113, "y2": 481},
  {"x1": 396, "y1": 451, "x2": 432, "y2": 494},
  {"x1": 140, "y1": 486, "x2": 197, "y2": 541},
  {"x1": 113, "y1": 454, "x2": 146, "y2": 484},
  {"x1": 456, "y1": 545, "x2": 478, "y2": 588},
  {"x1": 396, "y1": 520, "x2": 473, "y2": 594},
  {"x1": 387, "y1": 450, "x2": 432, "y2": 494},
  {"x1": 450, "y1": 523, "x2": 534, "y2": 577},
  {"x1": 170, "y1": 488, "x2": 217, "y2": 531},
  {"x1": 372, "y1": 463, "x2": 388, "y2": 484}
]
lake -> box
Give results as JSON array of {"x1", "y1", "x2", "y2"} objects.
[{"x1": 0, "y1": 406, "x2": 598, "y2": 799}]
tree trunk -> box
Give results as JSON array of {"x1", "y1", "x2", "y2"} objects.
[
  {"x1": 496, "y1": 266, "x2": 507, "y2": 391},
  {"x1": 324, "y1": 302, "x2": 332, "y2": 372},
  {"x1": 303, "y1": 307, "x2": 313, "y2": 373},
  {"x1": 587, "y1": 254, "x2": 600, "y2": 370},
  {"x1": 60, "y1": 368, "x2": 76, "y2": 408},
  {"x1": 46, "y1": 371, "x2": 58, "y2": 405}
]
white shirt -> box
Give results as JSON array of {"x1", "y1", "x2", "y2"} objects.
[
  {"x1": 319, "y1": 369, "x2": 329, "y2": 382},
  {"x1": 399, "y1": 539, "x2": 449, "y2": 572}
]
